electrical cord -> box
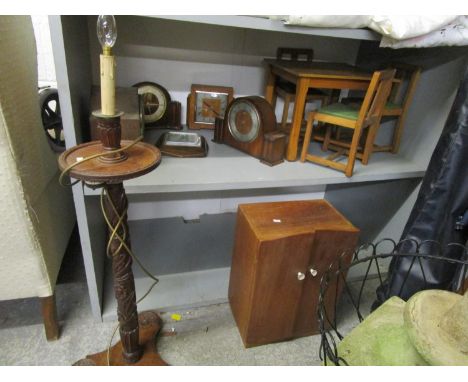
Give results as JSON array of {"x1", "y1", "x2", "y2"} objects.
[
  {"x1": 58, "y1": 136, "x2": 143, "y2": 187},
  {"x1": 59, "y1": 137, "x2": 160, "y2": 366}
]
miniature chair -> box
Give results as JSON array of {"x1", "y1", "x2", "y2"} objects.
[
  {"x1": 328, "y1": 63, "x2": 421, "y2": 155},
  {"x1": 300, "y1": 69, "x2": 395, "y2": 177},
  {"x1": 275, "y1": 47, "x2": 330, "y2": 130}
]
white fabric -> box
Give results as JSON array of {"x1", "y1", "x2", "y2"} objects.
[
  {"x1": 276, "y1": 15, "x2": 458, "y2": 40},
  {"x1": 380, "y1": 16, "x2": 468, "y2": 48},
  {"x1": 368, "y1": 15, "x2": 457, "y2": 40},
  {"x1": 280, "y1": 15, "x2": 371, "y2": 29},
  {"x1": 0, "y1": 16, "x2": 75, "y2": 300}
]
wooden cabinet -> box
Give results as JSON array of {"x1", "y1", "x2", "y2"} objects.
[{"x1": 228, "y1": 200, "x2": 359, "y2": 347}]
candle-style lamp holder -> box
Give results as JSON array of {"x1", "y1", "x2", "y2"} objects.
[{"x1": 58, "y1": 111, "x2": 167, "y2": 366}]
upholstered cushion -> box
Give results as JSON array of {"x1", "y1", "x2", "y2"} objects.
[{"x1": 318, "y1": 103, "x2": 360, "y2": 120}]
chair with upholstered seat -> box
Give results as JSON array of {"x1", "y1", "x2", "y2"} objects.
[
  {"x1": 275, "y1": 47, "x2": 331, "y2": 131},
  {"x1": 329, "y1": 63, "x2": 421, "y2": 155},
  {"x1": 300, "y1": 69, "x2": 395, "y2": 177}
]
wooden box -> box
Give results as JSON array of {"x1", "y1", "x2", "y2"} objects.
[
  {"x1": 228, "y1": 200, "x2": 359, "y2": 348},
  {"x1": 90, "y1": 86, "x2": 143, "y2": 140}
]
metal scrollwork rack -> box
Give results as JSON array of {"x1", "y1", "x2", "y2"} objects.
[{"x1": 317, "y1": 238, "x2": 468, "y2": 366}]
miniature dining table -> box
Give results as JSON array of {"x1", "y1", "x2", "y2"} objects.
[{"x1": 263, "y1": 59, "x2": 373, "y2": 161}]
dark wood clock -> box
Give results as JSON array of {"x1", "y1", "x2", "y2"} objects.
[
  {"x1": 133, "y1": 82, "x2": 171, "y2": 127},
  {"x1": 214, "y1": 96, "x2": 286, "y2": 166}
]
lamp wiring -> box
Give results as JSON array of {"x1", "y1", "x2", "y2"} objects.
[{"x1": 59, "y1": 136, "x2": 160, "y2": 366}]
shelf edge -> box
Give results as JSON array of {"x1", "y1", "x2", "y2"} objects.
[{"x1": 143, "y1": 15, "x2": 381, "y2": 41}]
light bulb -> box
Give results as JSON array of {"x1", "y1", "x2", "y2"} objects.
[{"x1": 97, "y1": 15, "x2": 117, "y2": 54}]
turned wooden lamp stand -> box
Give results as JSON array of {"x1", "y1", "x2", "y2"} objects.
[
  {"x1": 58, "y1": 15, "x2": 167, "y2": 366},
  {"x1": 58, "y1": 112, "x2": 167, "y2": 366}
]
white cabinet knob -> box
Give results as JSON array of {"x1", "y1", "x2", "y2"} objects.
[
  {"x1": 309, "y1": 268, "x2": 318, "y2": 277},
  {"x1": 297, "y1": 272, "x2": 305, "y2": 281}
]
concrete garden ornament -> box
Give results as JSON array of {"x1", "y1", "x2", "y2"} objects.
[
  {"x1": 335, "y1": 290, "x2": 468, "y2": 365},
  {"x1": 405, "y1": 290, "x2": 468, "y2": 366}
]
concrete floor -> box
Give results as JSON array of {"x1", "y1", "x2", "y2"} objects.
[{"x1": 0, "y1": 229, "x2": 368, "y2": 366}]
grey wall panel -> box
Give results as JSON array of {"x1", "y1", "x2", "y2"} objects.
[
  {"x1": 126, "y1": 214, "x2": 237, "y2": 278},
  {"x1": 324, "y1": 178, "x2": 421, "y2": 244},
  {"x1": 87, "y1": 15, "x2": 361, "y2": 93}
]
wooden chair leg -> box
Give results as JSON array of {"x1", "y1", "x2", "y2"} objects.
[
  {"x1": 41, "y1": 294, "x2": 60, "y2": 341},
  {"x1": 322, "y1": 124, "x2": 332, "y2": 151},
  {"x1": 391, "y1": 115, "x2": 404, "y2": 154},
  {"x1": 344, "y1": 126, "x2": 363, "y2": 177},
  {"x1": 281, "y1": 94, "x2": 291, "y2": 130},
  {"x1": 361, "y1": 123, "x2": 379, "y2": 165},
  {"x1": 335, "y1": 127, "x2": 342, "y2": 140},
  {"x1": 301, "y1": 112, "x2": 315, "y2": 162}
]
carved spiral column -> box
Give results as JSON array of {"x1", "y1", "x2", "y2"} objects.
[{"x1": 103, "y1": 182, "x2": 142, "y2": 363}]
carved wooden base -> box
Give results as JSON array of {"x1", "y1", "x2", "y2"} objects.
[{"x1": 73, "y1": 311, "x2": 169, "y2": 366}]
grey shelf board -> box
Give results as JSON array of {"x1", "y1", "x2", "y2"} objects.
[
  {"x1": 102, "y1": 267, "x2": 230, "y2": 321},
  {"x1": 83, "y1": 129, "x2": 425, "y2": 196},
  {"x1": 145, "y1": 15, "x2": 381, "y2": 41}
]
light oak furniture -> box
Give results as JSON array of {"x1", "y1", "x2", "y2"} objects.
[
  {"x1": 331, "y1": 63, "x2": 421, "y2": 155},
  {"x1": 0, "y1": 16, "x2": 75, "y2": 341},
  {"x1": 274, "y1": 48, "x2": 331, "y2": 131},
  {"x1": 300, "y1": 69, "x2": 395, "y2": 177},
  {"x1": 264, "y1": 59, "x2": 372, "y2": 161},
  {"x1": 228, "y1": 200, "x2": 359, "y2": 347}
]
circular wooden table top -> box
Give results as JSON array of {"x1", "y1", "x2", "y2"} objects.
[{"x1": 58, "y1": 140, "x2": 162, "y2": 183}]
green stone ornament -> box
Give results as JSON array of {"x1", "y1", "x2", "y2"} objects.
[{"x1": 333, "y1": 296, "x2": 428, "y2": 366}]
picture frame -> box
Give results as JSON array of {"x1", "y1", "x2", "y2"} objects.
[{"x1": 187, "y1": 84, "x2": 234, "y2": 129}]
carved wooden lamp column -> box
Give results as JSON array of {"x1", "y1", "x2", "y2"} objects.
[{"x1": 58, "y1": 16, "x2": 166, "y2": 366}]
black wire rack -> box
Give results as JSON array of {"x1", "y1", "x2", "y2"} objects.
[{"x1": 317, "y1": 238, "x2": 468, "y2": 366}]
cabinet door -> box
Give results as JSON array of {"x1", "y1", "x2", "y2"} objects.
[
  {"x1": 245, "y1": 233, "x2": 314, "y2": 346},
  {"x1": 293, "y1": 230, "x2": 359, "y2": 337}
]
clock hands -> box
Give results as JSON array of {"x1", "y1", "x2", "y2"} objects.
[{"x1": 202, "y1": 100, "x2": 221, "y2": 116}]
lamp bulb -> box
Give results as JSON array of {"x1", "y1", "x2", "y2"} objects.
[{"x1": 97, "y1": 15, "x2": 117, "y2": 53}]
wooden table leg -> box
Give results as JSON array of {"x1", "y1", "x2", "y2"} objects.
[
  {"x1": 286, "y1": 78, "x2": 309, "y2": 161},
  {"x1": 264, "y1": 65, "x2": 277, "y2": 108}
]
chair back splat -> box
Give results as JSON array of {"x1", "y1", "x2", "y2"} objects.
[
  {"x1": 359, "y1": 69, "x2": 395, "y2": 127},
  {"x1": 277, "y1": 47, "x2": 314, "y2": 62}
]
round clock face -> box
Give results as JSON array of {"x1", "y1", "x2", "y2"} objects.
[
  {"x1": 133, "y1": 82, "x2": 170, "y2": 125},
  {"x1": 227, "y1": 100, "x2": 260, "y2": 143}
]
